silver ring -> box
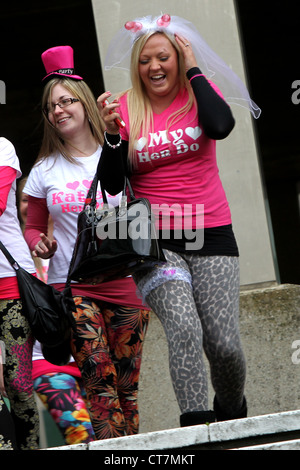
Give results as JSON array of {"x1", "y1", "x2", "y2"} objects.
[{"x1": 185, "y1": 43, "x2": 190, "y2": 47}]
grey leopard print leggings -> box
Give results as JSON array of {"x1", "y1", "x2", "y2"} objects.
[{"x1": 134, "y1": 251, "x2": 246, "y2": 416}]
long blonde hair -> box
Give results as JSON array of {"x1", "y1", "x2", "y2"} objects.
[
  {"x1": 37, "y1": 78, "x2": 105, "y2": 164},
  {"x1": 122, "y1": 31, "x2": 196, "y2": 169}
]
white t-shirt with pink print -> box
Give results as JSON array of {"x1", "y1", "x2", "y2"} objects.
[
  {"x1": 24, "y1": 147, "x2": 121, "y2": 285},
  {"x1": 0, "y1": 137, "x2": 36, "y2": 278}
]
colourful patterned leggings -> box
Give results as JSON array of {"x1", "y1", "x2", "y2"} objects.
[
  {"x1": 0, "y1": 299, "x2": 39, "y2": 450},
  {"x1": 70, "y1": 297, "x2": 149, "y2": 440},
  {"x1": 34, "y1": 372, "x2": 95, "y2": 445}
]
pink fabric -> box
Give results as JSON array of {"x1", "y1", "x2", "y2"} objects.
[
  {"x1": 53, "y1": 278, "x2": 145, "y2": 309},
  {"x1": 0, "y1": 272, "x2": 38, "y2": 300},
  {"x1": 24, "y1": 196, "x2": 49, "y2": 251},
  {"x1": 32, "y1": 360, "x2": 81, "y2": 381},
  {"x1": 0, "y1": 166, "x2": 20, "y2": 297},
  {"x1": 189, "y1": 74, "x2": 204, "y2": 81},
  {"x1": 0, "y1": 276, "x2": 19, "y2": 299},
  {"x1": 119, "y1": 84, "x2": 232, "y2": 229},
  {"x1": 11, "y1": 340, "x2": 34, "y2": 394},
  {"x1": 0, "y1": 166, "x2": 17, "y2": 216}
]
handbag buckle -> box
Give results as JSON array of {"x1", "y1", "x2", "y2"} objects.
[
  {"x1": 85, "y1": 205, "x2": 97, "y2": 224},
  {"x1": 97, "y1": 203, "x2": 115, "y2": 220},
  {"x1": 119, "y1": 196, "x2": 128, "y2": 218}
]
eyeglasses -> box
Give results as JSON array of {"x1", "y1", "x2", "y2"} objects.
[{"x1": 44, "y1": 97, "x2": 80, "y2": 114}]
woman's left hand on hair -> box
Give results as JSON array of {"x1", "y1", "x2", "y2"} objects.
[
  {"x1": 97, "y1": 92, "x2": 120, "y2": 135},
  {"x1": 175, "y1": 34, "x2": 198, "y2": 71}
]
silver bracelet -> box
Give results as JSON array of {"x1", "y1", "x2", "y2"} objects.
[{"x1": 104, "y1": 131, "x2": 122, "y2": 149}]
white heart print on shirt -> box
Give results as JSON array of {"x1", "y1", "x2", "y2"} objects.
[
  {"x1": 134, "y1": 137, "x2": 147, "y2": 151},
  {"x1": 185, "y1": 126, "x2": 202, "y2": 140}
]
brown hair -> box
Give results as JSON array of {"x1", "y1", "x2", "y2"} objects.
[{"x1": 37, "y1": 78, "x2": 105, "y2": 164}]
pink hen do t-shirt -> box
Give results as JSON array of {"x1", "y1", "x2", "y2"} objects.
[{"x1": 119, "y1": 86, "x2": 232, "y2": 232}]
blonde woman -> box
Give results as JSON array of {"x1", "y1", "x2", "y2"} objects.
[{"x1": 97, "y1": 14, "x2": 260, "y2": 427}]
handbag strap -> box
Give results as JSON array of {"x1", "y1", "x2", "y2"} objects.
[
  {"x1": 100, "y1": 177, "x2": 136, "y2": 207},
  {"x1": 0, "y1": 241, "x2": 20, "y2": 270},
  {"x1": 85, "y1": 147, "x2": 136, "y2": 209},
  {"x1": 84, "y1": 172, "x2": 98, "y2": 208},
  {"x1": 0, "y1": 239, "x2": 72, "y2": 290},
  {"x1": 125, "y1": 177, "x2": 136, "y2": 201}
]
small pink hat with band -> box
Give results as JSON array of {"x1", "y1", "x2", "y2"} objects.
[{"x1": 41, "y1": 45, "x2": 83, "y2": 81}]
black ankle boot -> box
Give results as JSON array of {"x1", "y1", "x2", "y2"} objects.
[
  {"x1": 213, "y1": 396, "x2": 247, "y2": 422},
  {"x1": 180, "y1": 410, "x2": 216, "y2": 427}
]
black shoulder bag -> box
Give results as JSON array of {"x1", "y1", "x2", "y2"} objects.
[
  {"x1": 0, "y1": 241, "x2": 76, "y2": 365},
  {"x1": 68, "y1": 172, "x2": 166, "y2": 285}
]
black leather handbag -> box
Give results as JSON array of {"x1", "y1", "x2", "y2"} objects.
[
  {"x1": 68, "y1": 174, "x2": 166, "y2": 284},
  {"x1": 0, "y1": 241, "x2": 76, "y2": 365}
]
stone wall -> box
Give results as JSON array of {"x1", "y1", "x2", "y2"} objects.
[{"x1": 138, "y1": 284, "x2": 300, "y2": 433}]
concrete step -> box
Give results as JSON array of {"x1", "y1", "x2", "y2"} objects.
[{"x1": 46, "y1": 409, "x2": 300, "y2": 451}]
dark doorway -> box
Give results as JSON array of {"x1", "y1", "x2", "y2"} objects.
[
  {"x1": 0, "y1": 0, "x2": 104, "y2": 176},
  {"x1": 234, "y1": 0, "x2": 300, "y2": 284}
]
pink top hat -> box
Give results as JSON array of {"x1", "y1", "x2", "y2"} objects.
[{"x1": 41, "y1": 45, "x2": 83, "y2": 81}]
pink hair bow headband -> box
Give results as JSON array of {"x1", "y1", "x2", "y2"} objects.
[
  {"x1": 125, "y1": 14, "x2": 171, "y2": 34},
  {"x1": 124, "y1": 21, "x2": 143, "y2": 33},
  {"x1": 104, "y1": 14, "x2": 261, "y2": 118}
]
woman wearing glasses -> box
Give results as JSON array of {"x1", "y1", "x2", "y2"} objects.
[{"x1": 23, "y1": 46, "x2": 150, "y2": 440}]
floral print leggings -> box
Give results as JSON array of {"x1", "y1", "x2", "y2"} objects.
[
  {"x1": 0, "y1": 299, "x2": 39, "y2": 450},
  {"x1": 70, "y1": 296, "x2": 149, "y2": 440},
  {"x1": 34, "y1": 372, "x2": 95, "y2": 445},
  {"x1": 0, "y1": 394, "x2": 18, "y2": 449}
]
